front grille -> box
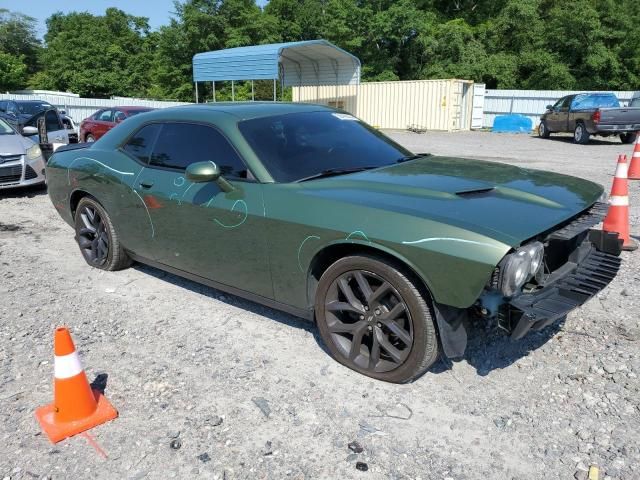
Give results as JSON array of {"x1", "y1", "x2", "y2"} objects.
[
  {"x1": 24, "y1": 165, "x2": 38, "y2": 180},
  {"x1": 0, "y1": 154, "x2": 21, "y2": 165},
  {"x1": 0, "y1": 165, "x2": 22, "y2": 184}
]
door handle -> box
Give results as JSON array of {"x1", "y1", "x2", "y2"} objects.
[{"x1": 139, "y1": 181, "x2": 154, "y2": 189}]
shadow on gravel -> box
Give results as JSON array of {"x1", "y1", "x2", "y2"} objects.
[
  {"x1": 91, "y1": 373, "x2": 109, "y2": 393},
  {"x1": 534, "y1": 136, "x2": 622, "y2": 146},
  {"x1": 134, "y1": 264, "x2": 330, "y2": 356},
  {"x1": 133, "y1": 263, "x2": 565, "y2": 379},
  {"x1": 0, "y1": 183, "x2": 47, "y2": 200},
  {"x1": 454, "y1": 317, "x2": 565, "y2": 376}
]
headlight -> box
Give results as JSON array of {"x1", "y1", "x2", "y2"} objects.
[
  {"x1": 497, "y1": 241, "x2": 544, "y2": 297},
  {"x1": 26, "y1": 144, "x2": 42, "y2": 160}
]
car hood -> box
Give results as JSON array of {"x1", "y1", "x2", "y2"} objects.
[
  {"x1": 300, "y1": 156, "x2": 603, "y2": 246},
  {"x1": 0, "y1": 133, "x2": 34, "y2": 155}
]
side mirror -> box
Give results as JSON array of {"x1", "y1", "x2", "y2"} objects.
[
  {"x1": 546, "y1": 105, "x2": 554, "y2": 111},
  {"x1": 186, "y1": 161, "x2": 235, "y2": 192},
  {"x1": 22, "y1": 126, "x2": 39, "y2": 136}
]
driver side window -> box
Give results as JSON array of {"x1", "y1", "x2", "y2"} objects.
[{"x1": 148, "y1": 122, "x2": 249, "y2": 179}]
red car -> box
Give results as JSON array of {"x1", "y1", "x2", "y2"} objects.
[{"x1": 80, "y1": 106, "x2": 153, "y2": 142}]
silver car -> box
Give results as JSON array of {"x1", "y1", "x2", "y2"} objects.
[{"x1": 0, "y1": 118, "x2": 46, "y2": 189}]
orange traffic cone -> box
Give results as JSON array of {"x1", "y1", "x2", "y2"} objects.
[
  {"x1": 628, "y1": 133, "x2": 640, "y2": 180},
  {"x1": 603, "y1": 155, "x2": 637, "y2": 251},
  {"x1": 35, "y1": 327, "x2": 117, "y2": 443}
]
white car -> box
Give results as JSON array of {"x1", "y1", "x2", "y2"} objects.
[{"x1": 0, "y1": 118, "x2": 46, "y2": 189}]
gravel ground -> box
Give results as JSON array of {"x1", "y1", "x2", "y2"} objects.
[{"x1": 1, "y1": 131, "x2": 639, "y2": 480}]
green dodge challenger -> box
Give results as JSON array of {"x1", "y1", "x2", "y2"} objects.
[{"x1": 47, "y1": 103, "x2": 622, "y2": 383}]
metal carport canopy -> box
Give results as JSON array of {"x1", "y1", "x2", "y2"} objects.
[{"x1": 192, "y1": 40, "x2": 361, "y2": 87}]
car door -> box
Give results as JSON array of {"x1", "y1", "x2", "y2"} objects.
[
  {"x1": 94, "y1": 109, "x2": 114, "y2": 138},
  {"x1": 24, "y1": 110, "x2": 69, "y2": 144},
  {"x1": 131, "y1": 121, "x2": 273, "y2": 298},
  {"x1": 545, "y1": 96, "x2": 566, "y2": 131}
]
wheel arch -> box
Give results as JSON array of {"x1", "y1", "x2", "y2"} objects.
[
  {"x1": 69, "y1": 189, "x2": 98, "y2": 218},
  {"x1": 306, "y1": 241, "x2": 435, "y2": 311}
]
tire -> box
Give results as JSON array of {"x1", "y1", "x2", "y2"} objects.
[
  {"x1": 538, "y1": 120, "x2": 551, "y2": 138},
  {"x1": 315, "y1": 254, "x2": 439, "y2": 383},
  {"x1": 620, "y1": 132, "x2": 637, "y2": 144},
  {"x1": 85, "y1": 134, "x2": 95, "y2": 143},
  {"x1": 573, "y1": 123, "x2": 590, "y2": 144},
  {"x1": 74, "y1": 197, "x2": 132, "y2": 271}
]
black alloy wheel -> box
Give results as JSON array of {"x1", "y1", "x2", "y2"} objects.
[
  {"x1": 77, "y1": 204, "x2": 109, "y2": 266},
  {"x1": 316, "y1": 255, "x2": 439, "y2": 383},
  {"x1": 324, "y1": 270, "x2": 413, "y2": 372},
  {"x1": 74, "y1": 197, "x2": 132, "y2": 271}
]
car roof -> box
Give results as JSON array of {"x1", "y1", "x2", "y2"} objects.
[
  {"x1": 116, "y1": 106, "x2": 154, "y2": 111},
  {"x1": 14, "y1": 100, "x2": 52, "y2": 105},
  {"x1": 154, "y1": 102, "x2": 334, "y2": 121}
]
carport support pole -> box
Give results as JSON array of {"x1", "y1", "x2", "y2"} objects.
[
  {"x1": 195, "y1": 82, "x2": 199, "y2": 103},
  {"x1": 273, "y1": 79, "x2": 276, "y2": 101},
  {"x1": 212, "y1": 81, "x2": 216, "y2": 102},
  {"x1": 232, "y1": 80, "x2": 235, "y2": 102},
  {"x1": 251, "y1": 80, "x2": 255, "y2": 101}
]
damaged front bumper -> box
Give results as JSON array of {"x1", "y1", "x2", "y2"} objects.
[
  {"x1": 499, "y1": 230, "x2": 622, "y2": 339},
  {"x1": 435, "y1": 202, "x2": 623, "y2": 359}
]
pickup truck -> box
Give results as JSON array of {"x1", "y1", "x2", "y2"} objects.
[{"x1": 538, "y1": 93, "x2": 640, "y2": 144}]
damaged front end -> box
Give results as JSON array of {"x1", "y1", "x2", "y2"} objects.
[{"x1": 436, "y1": 201, "x2": 622, "y2": 358}]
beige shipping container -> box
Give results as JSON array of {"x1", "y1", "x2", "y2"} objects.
[{"x1": 292, "y1": 79, "x2": 474, "y2": 131}]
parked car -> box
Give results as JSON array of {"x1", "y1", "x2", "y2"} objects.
[
  {"x1": 47, "y1": 103, "x2": 621, "y2": 383},
  {"x1": 21, "y1": 109, "x2": 74, "y2": 146},
  {"x1": 0, "y1": 117, "x2": 46, "y2": 189},
  {"x1": 80, "y1": 106, "x2": 153, "y2": 142},
  {"x1": 539, "y1": 93, "x2": 640, "y2": 144},
  {"x1": 0, "y1": 99, "x2": 77, "y2": 133}
]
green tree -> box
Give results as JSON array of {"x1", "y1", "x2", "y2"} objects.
[
  {"x1": 35, "y1": 8, "x2": 153, "y2": 97},
  {"x1": 0, "y1": 52, "x2": 28, "y2": 91},
  {"x1": 0, "y1": 9, "x2": 41, "y2": 75}
]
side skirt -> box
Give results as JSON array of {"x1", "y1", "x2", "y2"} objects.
[{"x1": 127, "y1": 252, "x2": 315, "y2": 321}]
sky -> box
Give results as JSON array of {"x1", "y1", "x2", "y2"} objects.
[{"x1": 0, "y1": 0, "x2": 268, "y2": 37}]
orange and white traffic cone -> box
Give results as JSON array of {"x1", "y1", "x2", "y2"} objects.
[
  {"x1": 603, "y1": 155, "x2": 637, "y2": 251},
  {"x1": 628, "y1": 133, "x2": 640, "y2": 180},
  {"x1": 35, "y1": 327, "x2": 117, "y2": 443}
]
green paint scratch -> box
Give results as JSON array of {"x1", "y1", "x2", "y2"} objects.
[{"x1": 297, "y1": 235, "x2": 321, "y2": 272}]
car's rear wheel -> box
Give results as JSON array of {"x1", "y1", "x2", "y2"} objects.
[
  {"x1": 538, "y1": 120, "x2": 551, "y2": 138},
  {"x1": 74, "y1": 197, "x2": 131, "y2": 271},
  {"x1": 85, "y1": 134, "x2": 95, "y2": 143},
  {"x1": 315, "y1": 254, "x2": 439, "y2": 383},
  {"x1": 573, "y1": 123, "x2": 590, "y2": 144},
  {"x1": 620, "y1": 132, "x2": 637, "y2": 144}
]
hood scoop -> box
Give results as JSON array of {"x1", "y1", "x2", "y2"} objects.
[{"x1": 455, "y1": 187, "x2": 495, "y2": 198}]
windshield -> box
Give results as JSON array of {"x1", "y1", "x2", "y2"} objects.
[
  {"x1": 17, "y1": 102, "x2": 54, "y2": 115},
  {"x1": 0, "y1": 118, "x2": 15, "y2": 135},
  {"x1": 238, "y1": 111, "x2": 412, "y2": 182},
  {"x1": 571, "y1": 94, "x2": 619, "y2": 109}
]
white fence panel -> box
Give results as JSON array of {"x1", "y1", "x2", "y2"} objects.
[
  {"x1": 0, "y1": 93, "x2": 190, "y2": 124},
  {"x1": 483, "y1": 89, "x2": 637, "y2": 128}
]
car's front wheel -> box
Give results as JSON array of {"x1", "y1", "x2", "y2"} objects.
[
  {"x1": 538, "y1": 120, "x2": 551, "y2": 138},
  {"x1": 315, "y1": 254, "x2": 439, "y2": 383},
  {"x1": 74, "y1": 197, "x2": 132, "y2": 271}
]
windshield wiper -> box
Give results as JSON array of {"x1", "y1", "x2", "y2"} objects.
[
  {"x1": 396, "y1": 153, "x2": 432, "y2": 163},
  {"x1": 296, "y1": 166, "x2": 378, "y2": 182}
]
